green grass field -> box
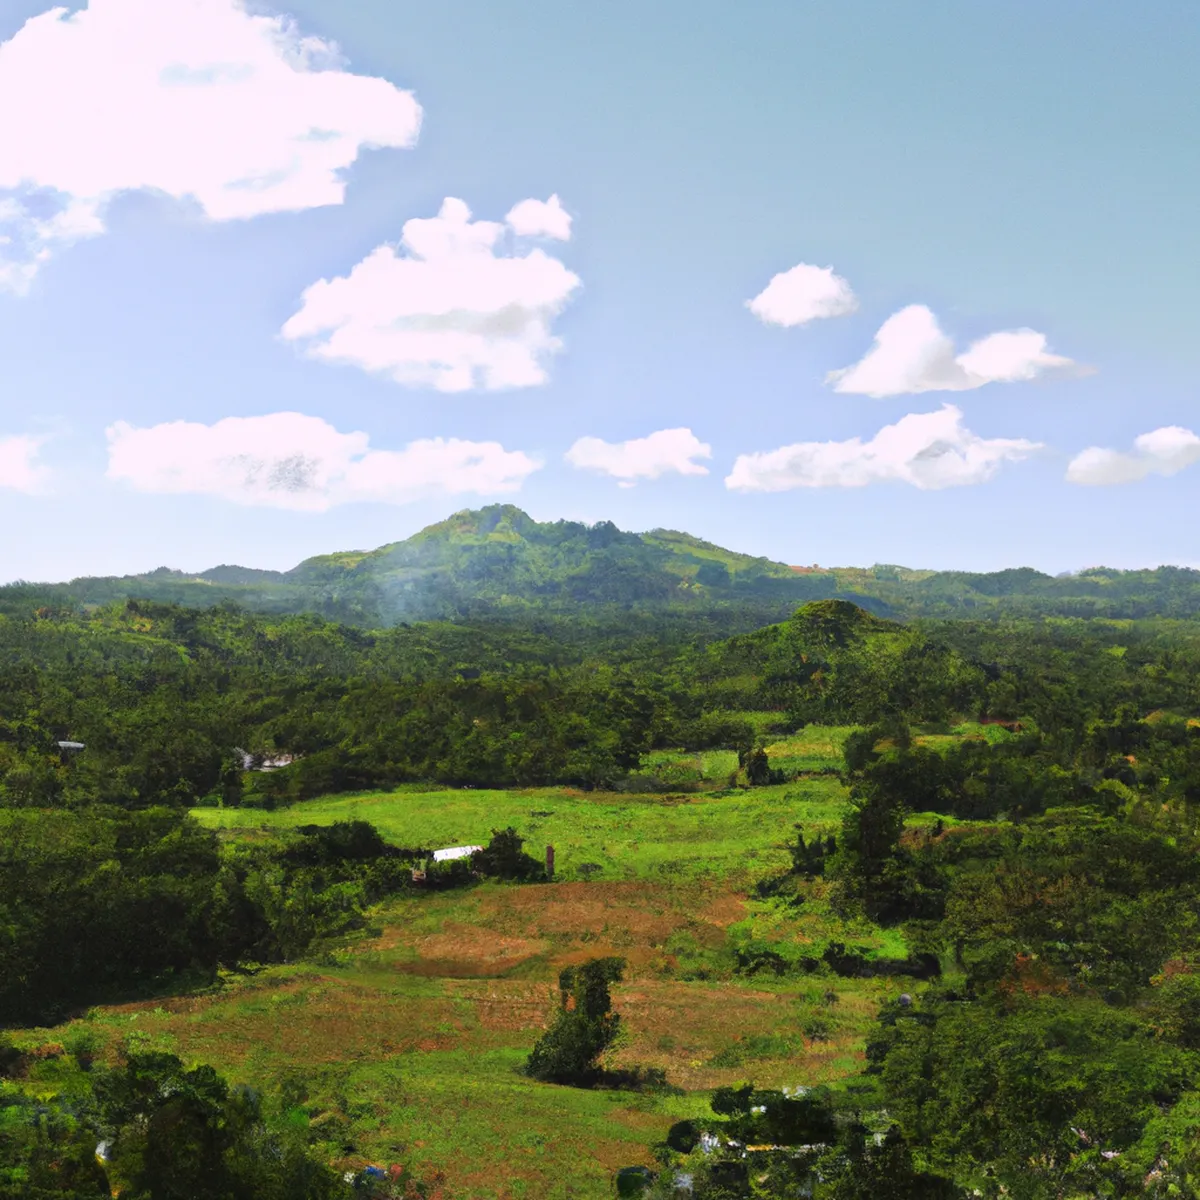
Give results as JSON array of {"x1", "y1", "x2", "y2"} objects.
[
  {"x1": 195, "y1": 779, "x2": 847, "y2": 883},
  {"x1": 20, "y1": 874, "x2": 901, "y2": 1198},
  {"x1": 14, "y1": 725, "x2": 979, "y2": 1198}
]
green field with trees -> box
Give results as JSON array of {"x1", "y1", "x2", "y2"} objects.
[{"x1": 8, "y1": 510, "x2": 1200, "y2": 1196}]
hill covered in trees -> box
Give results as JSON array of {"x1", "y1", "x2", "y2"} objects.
[
  {"x1": 1, "y1": 506, "x2": 821, "y2": 627},
  {"x1": 9, "y1": 592, "x2": 1200, "y2": 813},
  {"x1": 9, "y1": 503, "x2": 1200, "y2": 626}
]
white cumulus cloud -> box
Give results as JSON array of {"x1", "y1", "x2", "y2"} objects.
[
  {"x1": 746, "y1": 262, "x2": 858, "y2": 327},
  {"x1": 827, "y1": 304, "x2": 1082, "y2": 397},
  {"x1": 565, "y1": 428, "x2": 712, "y2": 487},
  {"x1": 505, "y1": 194, "x2": 571, "y2": 240},
  {"x1": 281, "y1": 197, "x2": 582, "y2": 392},
  {"x1": 0, "y1": 435, "x2": 50, "y2": 493},
  {"x1": 725, "y1": 405, "x2": 1042, "y2": 492},
  {"x1": 0, "y1": 0, "x2": 422, "y2": 290},
  {"x1": 106, "y1": 412, "x2": 541, "y2": 510},
  {"x1": 1066, "y1": 426, "x2": 1200, "y2": 486}
]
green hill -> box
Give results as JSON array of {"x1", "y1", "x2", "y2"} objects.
[
  {"x1": 8, "y1": 503, "x2": 1200, "y2": 626},
  {"x1": 2, "y1": 504, "x2": 839, "y2": 626}
]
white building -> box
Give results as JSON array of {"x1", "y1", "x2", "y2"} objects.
[{"x1": 432, "y1": 845, "x2": 483, "y2": 862}]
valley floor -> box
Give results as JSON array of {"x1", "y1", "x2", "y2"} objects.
[{"x1": 14, "y1": 727, "x2": 966, "y2": 1197}]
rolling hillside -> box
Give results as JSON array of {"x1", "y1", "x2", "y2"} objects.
[
  {"x1": 6, "y1": 503, "x2": 1200, "y2": 626},
  {"x1": 1, "y1": 505, "x2": 841, "y2": 626}
]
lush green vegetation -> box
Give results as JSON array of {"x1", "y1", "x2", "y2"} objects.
[
  {"x1": 525, "y1": 958, "x2": 629, "y2": 1086},
  {"x1": 12, "y1": 504, "x2": 1200, "y2": 626},
  {"x1": 11, "y1": 516, "x2": 1200, "y2": 1194},
  {"x1": 0, "y1": 1045, "x2": 427, "y2": 1199},
  {"x1": 193, "y1": 777, "x2": 841, "y2": 881},
  {"x1": 0, "y1": 505, "x2": 825, "y2": 628}
]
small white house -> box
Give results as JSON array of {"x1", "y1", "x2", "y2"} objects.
[{"x1": 432, "y1": 845, "x2": 483, "y2": 863}]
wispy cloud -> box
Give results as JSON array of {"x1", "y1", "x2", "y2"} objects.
[
  {"x1": 0, "y1": 434, "x2": 50, "y2": 494},
  {"x1": 828, "y1": 305, "x2": 1084, "y2": 397},
  {"x1": 566, "y1": 428, "x2": 711, "y2": 487},
  {"x1": 505, "y1": 194, "x2": 572, "y2": 241},
  {"x1": 746, "y1": 262, "x2": 857, "y2": 327},
  {"x1": 106, "y1": 412, "x2": 541, "y2": 510},
  {"x1": 1067, "y1": 426, "x2": 1200, "y2": 486}
]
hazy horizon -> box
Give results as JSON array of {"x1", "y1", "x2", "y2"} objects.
[{"x1": 6, "y1": 502, "x2": 1198, "y2": 587}]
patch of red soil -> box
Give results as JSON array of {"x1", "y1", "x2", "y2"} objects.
[{"x1": 397, "y1": 924, "x2": 549, "y2": 977}]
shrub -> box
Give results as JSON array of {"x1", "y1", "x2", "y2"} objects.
[
  {"x1": 525, "y1": 957, "x2": 626, "y2": 1085},
  {"x1": 473, "y1": 827, "x2": 545, "y2": 881}
]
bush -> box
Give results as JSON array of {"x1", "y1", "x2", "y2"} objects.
[
  {"x1": 526, "y1": 957, "x2": 626, "y2": 1085},
  {"x1": 665, "y1": 1120, "x2": 700, "y2": 1153},
  {"x1": 615, "y1": 1164, "x2": 655, "y2": 1196},
  {"x1": 473, "y1": 827, "x2": 545, "y2": 881}
]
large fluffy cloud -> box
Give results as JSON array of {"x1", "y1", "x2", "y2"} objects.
[
  {"x1": 725, "y1": 405, "x2": 1042, "y2": 492},
  {"x1": 1066, "y1": 426, "x2": 1200, "y2": 486},
  {"x1": 828, "y1": 305, "x2": 1081, "y2": 397},
  {"x1": 0, "y1": 435, "x2": 49, "y2": 493},
  {"x1": 746, "y1": 263, "x2": 857, "y2": 327},
  {"x1": 106, "y1": 412, "x2": 540, "y2": 510},
  {"x1": 281, "y1": 197, "x2": 582, "y2": 392},
  {"x1": 0, "y1": 0, "x2": 422, "y2": 290},
  {"x1": 565, "y1": 428, "x2": 711, "y2": 487}
]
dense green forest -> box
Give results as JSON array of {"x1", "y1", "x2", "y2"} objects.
[
  {"x1": 9, "y1": 516, "x2": 1200, "y2": 1195},
  {"x1": 8, "y1": 589, "x2": 1200, "y2": 813}
]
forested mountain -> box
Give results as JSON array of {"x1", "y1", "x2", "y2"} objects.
[
  {"x1": 0, "y1": 505, "x2": 826, "y2": 627},
  {"x1": 11, "y1": 503, "x2": 1200, "y2": 626}
]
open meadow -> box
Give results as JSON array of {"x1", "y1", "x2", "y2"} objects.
[
  {"x1": 9, "y1": 724, "x2": 1009, "y2": 1197},
  {"x1": 7, "y1": 728, "x2": 899, "y2": 1197},
  {"x1": 20, "y1": 881, "x2": 904, "y2": 1197},
  {"x1": 193, "y1": 780, "x2": 845, "y2": 883}
]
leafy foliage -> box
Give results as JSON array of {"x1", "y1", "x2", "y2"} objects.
[
  {"x1": 646, "y1": 1083, "x2": 962, "y2": 1198},
  {"x1": 0, "y1": 809, "x2": 429, "y2": 1025},
  {"x1": 472, "y1": 827, "x2": 545, "y2": 880},
  {"x1": 0, "y1": 1051, "x2": 369, "y2": 1200},
  {"x1": 14, "y1": 524, "x2": 1200, "y2": 1192},
  {"x1": 525, "y1": 957, "x2": 626, "y2": 1085}
]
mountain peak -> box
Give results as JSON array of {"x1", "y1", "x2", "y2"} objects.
[{"x1": 417, "y1": 504, "x2": 539, "y2": 541}]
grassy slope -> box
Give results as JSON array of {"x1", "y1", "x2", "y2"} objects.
[
  {"x1": 195, "y1": 782, "x2": 845, "y2": 884},
  {"x1": 12, "y1": 727, "x2": 992, "y2": 1199}
]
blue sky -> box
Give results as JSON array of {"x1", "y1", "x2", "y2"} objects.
[{"x1": 1, "y1": 0, "x2": 1198, "y2": 581}]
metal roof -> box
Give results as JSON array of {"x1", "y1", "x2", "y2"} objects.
[{"x1": 432, "y1": 845, "x2": 483, "y2": 862}]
